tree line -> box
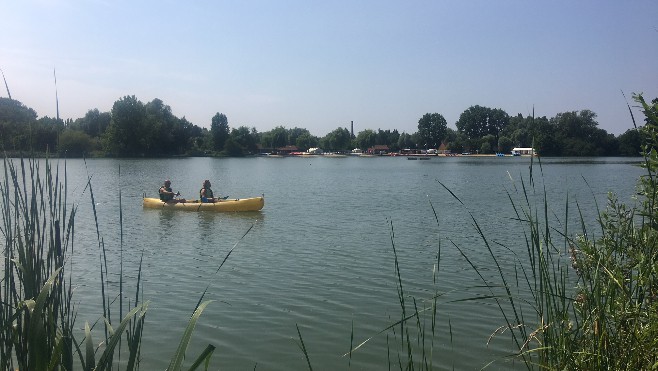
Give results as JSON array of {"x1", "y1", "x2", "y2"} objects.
[{"x1": 0, "y1": 95, "x2": 652, "y2": 157}]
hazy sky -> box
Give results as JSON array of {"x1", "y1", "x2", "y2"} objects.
[{"x1": 1, "y1": 0, "x2": 657, "y2": 136}]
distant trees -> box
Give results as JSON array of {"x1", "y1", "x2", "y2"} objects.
[
  {"x1": 0, "y1": 95, "x2": 649, "y2": 157},
  {"x1": 321, "y1": 127, "x2": 352, "y2": 151},
  {"x1": 497, "y1": 136, "x2": 514, "y2": 154},
  {"x1": 355, "y1": 129, "x2": 376, "y2": 151},
  {"x1": 397, "y1": 132, "x2": 416, "y2": 149},
  {"x1": 103, "y1": 95, "x2": 145, "y2": 155},
  {"x1": 417, "y1": 113, "x2": 448, "y2": 149},
  {"x1": 102, "y1": 96, "x2": 208, "y2": 157},
  {"x1": 550, "y1": 110, "x2": 617, "y2": 156},
  {"x1": 269, "y1": 126, "x2": 288, "y2": 149},
  {"x1": 0, "y1": 97, "x2": 40, "y2": 151},
  {"x1": 210, "y1": 113, "x2": 229, "y2": 151},
  {"x1": 224, "y1": 126, "x2": 258, "y2": 156},
  {"x1": 456, "y1": 105, "x2": 509, "y2": 140},
  {"x1": 69, "y1": 109, "x2": 111, "y2": 137},
  {"x1": 58, "y1": 130, "x2": 95, "y2": 156},
  {"x1": 294, "y1": 130, "x2": 317, "y2": 150},
  {"x1": 617, "y1": 128, "x2": 642, "y2": 156},
  {"x1": 257, "y1": 126, "x2": 318, "y2": 151}
]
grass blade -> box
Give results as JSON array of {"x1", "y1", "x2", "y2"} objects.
[{"x1": 167, "y1": 300, "x2": 213, "y2": 371}]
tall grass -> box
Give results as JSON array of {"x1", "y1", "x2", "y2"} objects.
[
  {"x1": 0, "y1": 157, "x2": 216, "y2": 370},
  {"x1": 443, "y1": 94, "x2": 658, "y2": 369},
  {"x1": 341, "y1": 94, "x2": 657, "y2": 370}
]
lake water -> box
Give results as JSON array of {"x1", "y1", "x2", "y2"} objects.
[{"x1": 8, "y1": 156, "x2": 644, "y2": 370}]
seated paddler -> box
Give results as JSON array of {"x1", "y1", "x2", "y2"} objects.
[
  {"x1": 159, "y1": 179, "x2": 186, "y2": 203},
  {"x1": 200, "y1": 179, "x2": 218, "y2": 203}
]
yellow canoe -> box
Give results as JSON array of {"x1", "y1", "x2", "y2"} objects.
[{"x1": 143, "y1": 196, "x2": 264, "y2": 212}]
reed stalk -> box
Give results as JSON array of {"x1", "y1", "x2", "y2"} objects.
[
  {"x1": 341, "y1": 94, "x2": 657, "y2": 370},
  {"x1": 440, "y1": 93, "x2": 658, "y2": 369},
  {"x1": 0, "y1": 157, "x2": 218, "y2": 370}
]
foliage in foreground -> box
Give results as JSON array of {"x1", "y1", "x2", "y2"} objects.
[
  {"x1": 467, "y1": 94, "x2": 658, "y2": 369},
  {"x1": 565, "y1": 94, "x2": 658, "y2": 369},
  {"x1": 342, "y1": 94, "x2": 657, "y2": 370},
  {"x1": 0, "y1": 157, "x2": 215, "y2": 370}
]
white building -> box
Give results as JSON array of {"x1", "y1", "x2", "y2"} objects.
[
  {"x1": 511, "y1": 147, "x2": 536, "y2": 156},
  {"x1": 307, "y1": 147, "x2": 324, "y2": 154}
]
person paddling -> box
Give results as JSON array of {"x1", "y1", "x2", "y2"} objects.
[
  {"x1": 200, "y1": 179, "x2": 218, "y2": 203},
  {"x1": 159, "y1": 179, "x2": 186, "y2": 203}
]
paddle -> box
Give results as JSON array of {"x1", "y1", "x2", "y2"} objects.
[{"x1": 205, "y1": 196, "x2": 229, "y2": 203}]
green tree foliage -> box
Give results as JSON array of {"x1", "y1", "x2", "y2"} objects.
[
  {"x1": 103, "y1": 95, "x2": 146, "y2": 156},
  {"x1": 617, "y1": 128, "x2": 643, "y2": 156},
  {"x1": 0, "y1": 95, "x2": 648, "y2": 158},
  {"x1": 69, "y1": 109, "x2": 111, "y2": 137},
  {"x1": 497, "y1": 136, "x2": 514, "y2": 153},
  {"x1": 502, "y1": 114, "x2": 558, "y2": 155},
  {"x1": 211, "y1": 113, "x2": 230, "y2": 151},
  {"x1": 288, "y1": 127, "x2": 312, "y2": 148},
  {"x1": 103, "y1": 96, "x2": 201, "y2": 157},
  {"x1": 295, "y1": 132, "x2": 317, "y2": 151},
  {"x1": 0, "y1": 98, "x2": 39, "y2": 152},
  {"x1": 565, "y1": 94, "x2": 658, "y2": 368},
  {"x1": 355, "y1": 129, "x2": 376, "y2": 150},
  {"x1": 269, "y1": 126, "x2": 288, "y2": 149},
  {"x1": 397, "y1": 132, "x2": 415, "y2": 149},
  {"x1": 0, "y1": 97, "x2": 37, "y2": 124},
  {"x1": 321, "y1": 127, "x2": 351, "y2": 151},
  {"x1": 33, "y1": 116, "x2": 63, "y2": 153},
  {"x1": 376, "y1": 129, "x2": 400, "y2": 151},
  {"x1": 225, "y1": 126, "x2": 259, "y2": 156},
  {"x1": 258, "y1": 126, "x2": 319, "y2": 151},
  {"x1": 479, "y1": 134, "x2": 496, "y2": 154},
  {"x1": 456, "y1": 105, "x2": 509, "y2": 140},
  {"x1": 551, "y1": 110, "x2": 617, "y2": 156},
  {"x1": 58, "y1": 129, "x2": 96, "y2": 156},
  {"x1": 417, "y1": 113, "x2": 447, "y2": 149}
]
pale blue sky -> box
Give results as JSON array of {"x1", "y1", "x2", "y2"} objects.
[{"x1": 1, "y1": 0, "x2": 657, "y2": 136}]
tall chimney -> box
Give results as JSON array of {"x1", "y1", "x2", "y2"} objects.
[{"x1": 351, "y1": 121, "x2": 354, "y2": 138}]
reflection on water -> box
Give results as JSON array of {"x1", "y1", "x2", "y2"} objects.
[
  {"x1": 3, "y1": 156, "x2": 643, "y2": 370},
  {"x1": 537, "y1": 157, "x2": 643, "y2": 165}
]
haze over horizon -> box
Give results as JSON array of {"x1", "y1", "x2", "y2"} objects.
[{"x1": 1, "y1": 0, "x2": 657, "y2": 137}]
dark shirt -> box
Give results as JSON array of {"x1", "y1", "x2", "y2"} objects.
[
  {"x1": 200, "y1": 187, "x2": 214, "y2": 202},
  {"x1": 159, "y1": 186, "x2": 174, "y2": 201}
]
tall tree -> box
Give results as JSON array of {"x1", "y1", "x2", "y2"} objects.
[
  {"x1": 211, "y1": 113, "x2": 230, "y2": 151},
  {"x1": 456, "y1": 105, "x2": 509, "y2": 140},
  {"x1": 417, "y1": 113, "x2": 447, "y2": 149},
  {"x1": 355, "y1": 129, "x2": 377, "y2": 150},
  {"x1": 0, "y1": 98, "x2": 38, "y2": 151},
  {"x1": 321, "y1": 127, "x2": 351, "y2": 151},
  {"x1": 288, "y1": 127, "x2": 312, "y2": 147},
  {"x1": 397, "y1": 132, "x2": 416, "y2": 149},
  {"x1": 71, "y1": 109, "x2": 111, "y2": 138},
  {"x1": 295, "y1": 132, "x2": 317, "y2": 151},
  {"x1": 270, "y1": 126, "x2": 288, "y2": 148},
  {"x1": 617, "y1": 128, "x2": 642, "y2": 156},
  {"x1": 551, "y1": 110, "x2": 611, "y2": 156},
  {"x1": 227, "y1": 126, "x2": 258, "y2": 155},
  {"x1": 144, "y1": 98, "x2": 177, "y2": 155},
  {"x1": 103, "y1": 95, "x2": 146, "y2": 156}
]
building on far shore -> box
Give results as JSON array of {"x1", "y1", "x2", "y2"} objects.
[
  {"x1": 511, "y1": 147, "x2": 536, "y2": 156},
  {"x1": 367, "y1": 145, "x2": 390, "y2": 155}
]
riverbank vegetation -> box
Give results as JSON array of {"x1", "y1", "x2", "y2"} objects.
[
  {"x1": 0, "y1": 157, "x2": 216, "y2": 370},
  {"x1": 357, "y1": 93, "x2": 657, "y2": 369},
  {"x1": 0, "y1": 95, "x2": 648, "y2": 158}
]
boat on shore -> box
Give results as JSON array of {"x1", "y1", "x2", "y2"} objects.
[{"x1": 143, "y1": 196, "x2": 264, "y2": 212}]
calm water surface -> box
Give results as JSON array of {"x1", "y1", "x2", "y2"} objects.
[{"x1": 20, "y1": 156, "x2": 644, "y2": 370}]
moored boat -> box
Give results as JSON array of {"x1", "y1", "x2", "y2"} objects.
[{"x1": 143, "y1": 196, "x2": 264, "y2": 212}]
